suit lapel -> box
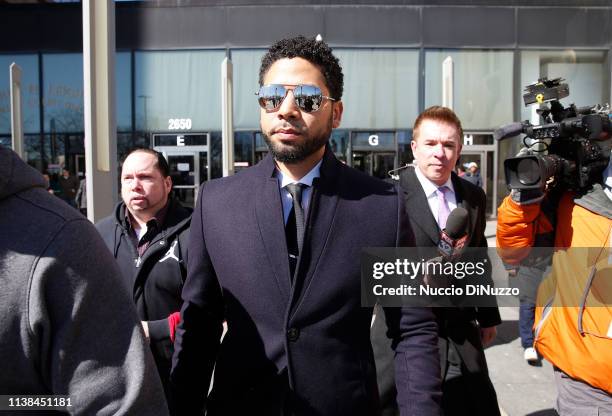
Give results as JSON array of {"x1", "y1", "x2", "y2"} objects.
[
  {"x1": 400, "y1": 167, "x2": 440, "y2": 245},
  {"x1": 451, "y1": 173, "x2": 477, "y2": 246},
  {"x1": 451, "y1": 172, "x2": 465, "y2": 208},
  {"x1": 254, "y1": 155, "x2": 292, "y2": 300}
]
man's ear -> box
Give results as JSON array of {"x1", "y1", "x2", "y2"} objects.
[
  {"x1": 165, "y1": 176, "x2": 173, "y2": 194},
  {"x1": 332, "y1": 101, "x2": 343, "y2": 129}
]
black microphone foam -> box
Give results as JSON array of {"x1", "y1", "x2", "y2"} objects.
[
  {"x1": 493, "y1": 122, "x2": 524, "y2": 141},
  {"x1": 444, "y1": 207, "x2": 468, "y2": 239}
]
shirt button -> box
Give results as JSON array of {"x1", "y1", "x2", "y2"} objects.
[{"x1": 287, "y1": 328, "x2": 300, "y2": 342}]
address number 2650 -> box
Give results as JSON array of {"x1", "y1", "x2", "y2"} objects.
[{"x1": 168, "y1": 118, "x2": 192, "y2": 130}]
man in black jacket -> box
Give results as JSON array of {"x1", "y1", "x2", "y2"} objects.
[
  {"x1": 399, "y1": 107, "x2": 500, "y2": 415},
  {"x1": 58, "y1": 167, "x2": 79, "y2": 207},
  {"x1": 374, "y1": 107, "x2": 501, "y2": 416},
  {"x1": 96, "y1": 148, "x2": 191, "y2": 409}
]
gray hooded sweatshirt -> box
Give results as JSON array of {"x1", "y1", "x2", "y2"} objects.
[{"x1": 0, "y1": 146, "x2": 169, "y2": 415}]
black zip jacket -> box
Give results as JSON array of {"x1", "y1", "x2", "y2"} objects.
[{"x1": 95, "y1": 197, "x2": 191, "y2": 401}]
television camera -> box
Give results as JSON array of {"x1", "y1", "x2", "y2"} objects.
[{"x1": 494, "y1": 78, "x2": 611, "y2": 192}]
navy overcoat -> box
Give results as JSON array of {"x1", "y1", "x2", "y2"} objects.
[{"x1": 171, "y1": 147, "x2": 441, "y2": 415}]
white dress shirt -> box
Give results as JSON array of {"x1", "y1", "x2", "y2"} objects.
[{"x1": 276, "y1": 160, "x2": 322, "y2": 224}]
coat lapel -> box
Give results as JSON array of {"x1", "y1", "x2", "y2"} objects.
[
  {"x1": 399, "y1": 167, "x2": 440, "y2": 245},
  {"x1": 254, "y1": 154, "x2": 292, "y2": 300},
  {"x1": 289, "y1": 147, "x2": 340, "y2": 317},
  {"x1": 253, "y1": 148, "x2": 343, "y2": 312}
]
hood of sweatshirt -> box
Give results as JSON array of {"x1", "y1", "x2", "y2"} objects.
[{"x1": 0, "y1": 146, "x2": 46, "y2": 201}]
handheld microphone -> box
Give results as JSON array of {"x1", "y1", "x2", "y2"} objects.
[
  {"x1": 437, "y1": 207, "x2": 469, "y2": 260},
  {"x1": 421, "y1": 207, "x2": 470, "y2": 288}
]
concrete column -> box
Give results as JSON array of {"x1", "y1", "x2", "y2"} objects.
[
  {"x1": 10, "y1": 63, "x2": 23, "y2": 159},
  {"x1": 442, "y1": 56, "x2": 454, "y2": 110},
  {"x1": 82, "y1": 0, "x2": 117, "y2": 222},
  {"x1": 221, "y1": 57, "x2": 234, "y2": 177}
]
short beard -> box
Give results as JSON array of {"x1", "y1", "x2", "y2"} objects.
[
  {"x1": 263, "y1": 133, "x2": 329, "y2": 164},
  {"x1": 263, "y1": 118, "x2": 334, "y2": 164}
]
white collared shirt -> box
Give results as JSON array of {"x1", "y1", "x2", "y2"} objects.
[
  {"x1": 276, "y1": 160, "x2": 322, "y2": 224},
  {"x1": 414, "y1": 166, "x2": 458, "y2": 227}
]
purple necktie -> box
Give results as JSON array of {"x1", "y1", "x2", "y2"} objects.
[{"x1": 437, "y1": 186, "x2": 450, "y2": 230}]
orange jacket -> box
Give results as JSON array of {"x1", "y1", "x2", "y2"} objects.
[{"x1": 497, "y1": 193, "x2": 612, "y2": 393}]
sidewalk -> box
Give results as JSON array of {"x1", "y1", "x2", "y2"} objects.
[{"x1": 484, "y1": 219, "x2": 558, "y2": 416}]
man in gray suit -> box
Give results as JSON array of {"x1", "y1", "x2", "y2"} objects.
[{"x1": 171, "y1": 36, "x2": 442, "y2": 415}]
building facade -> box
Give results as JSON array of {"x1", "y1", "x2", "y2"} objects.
[{"x1": 1, "y1": 0, "x2": 611, "y2": 214}]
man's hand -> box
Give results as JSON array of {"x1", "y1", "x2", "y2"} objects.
[
  {"x1": 480, "y1": 325, "x2": 497, "y2": 347},
  {"x1": 141, "y1": 321, "x2": 149, "y2": 341}
]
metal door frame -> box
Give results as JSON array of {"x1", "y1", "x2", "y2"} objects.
[
  {"x1": 460, "y1": 144, "x2": 497, "y2": 218},
  {"x1": 348, "y1": 130, "x2": 399, "y2": 171},
  {"x1": 75, "y1": 154, "x2": 86, "y2": 178},
  {"x1": 154, "y1": 146, "x2": 209, "y2": 203},
  {"x1": 460, "y1": 149, "x2": 487, "y2": 192},
  {"x1": 154, "y1": 145, "x2": 210, "y2": 178}
]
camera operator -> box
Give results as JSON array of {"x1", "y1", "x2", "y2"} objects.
[{"x1": 496, "y1": 143, "x2": 611, "y2": 414}]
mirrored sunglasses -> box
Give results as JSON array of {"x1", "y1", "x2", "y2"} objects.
[{"x1": 256, "y1": 84, "x2": 336, "y2": 113}]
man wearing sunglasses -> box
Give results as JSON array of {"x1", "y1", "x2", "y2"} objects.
[{"x1": 171, "y1": 35, "x2": 441, "y2": 416}]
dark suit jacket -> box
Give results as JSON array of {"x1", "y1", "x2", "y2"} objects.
[
  {"x1": 171, "y1": 148, "x2": 442, "y2": 416},
  {"x1": 397, "y1": 166, "x2": 501, "y2": 376}
]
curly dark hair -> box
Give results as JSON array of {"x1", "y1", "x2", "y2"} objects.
[{"x1": 259, "y1": 36, "x2": 343, "y2": 100}]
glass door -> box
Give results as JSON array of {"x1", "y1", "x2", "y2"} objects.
[
  {"x1": 351, "y1": 151, "x2": 371, "y2": 175},
  {"x1": 166, "y1": 153, "x2": 200, "y2": 207},
  {"x1": 458, "y1": 150, "x2": 496, "y2": 217},
  {"x1": 457, "y1": 151, "x2": 485, "y2": 191},
  {"x1": 351, "y1": 151, "x2": 396, "y2": 179},
  {"x1": 74, "y1": 154, "x2": 86, "y2": 179},
  {"x1": 372, "y1": 153, "x2": 396, "y2": 179}
]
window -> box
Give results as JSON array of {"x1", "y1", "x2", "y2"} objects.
[
  {"x1": 134, "y1": 50, "x2": 225, "y2": 131},
  {"x1": 520, "y1": 50, "x2": 608, "y2": 123},
  {"x1": 335, "y1": 49, "x2": 419, "y2": 130},
  {"x1": 0, "y1": 54, "x2": 40, "y2": 134},
  {"x1": 234, "y1": 131, "x2": 255, "y2": 169},
  {"x1": 116, "y1": 52, "x2": 132, "y2": 132},
  {"x1": 43, "y1": 53, "x2": 84, "y2": 133},
  {"x1": 232, "y1": 49, "x2": 266, "y2": 130},
  {"x1": 425, "y1": 50, "x2": 514, "y2": 130}
]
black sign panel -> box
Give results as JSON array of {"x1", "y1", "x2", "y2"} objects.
[
  {"x1": 153, "y1": 134, "x2": 207, "y2": 147},
  {"x1": 351, "y1": 132, "x2": 395, "y2": 151}
]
